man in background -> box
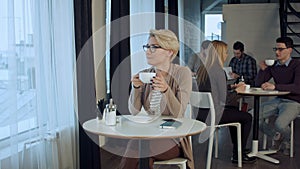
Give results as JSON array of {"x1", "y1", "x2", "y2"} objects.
[
  {"x1": 188, "y1": 40, "x2": 211, "y2": 76},
  {"x1": 229, "y1": 41, "x2": 257, "y2": 86},
  {"x1": 255, "y1": 37, "x2": 300, "y2": 155}
]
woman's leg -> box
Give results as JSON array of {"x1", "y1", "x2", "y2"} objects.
[
  {"x1": 220, "y1": 107, "x2": 252, "y2": 152},
  {"x1": 120, "y1": 157, "x2": 139, "y2": 169},
  {"x1": 151, "y1": 144, "x2": 181, "y2": 168},
  {"x1": 219, "y1": 108, "x2": 257, "y2": 163},
  {"x1": 119, "y1": 140, "x2": 139, "y2": 169},
  {"x1": 120, "y1": 139, "x2": 180, "y2": 169},
  {"x1": 150, "y1": 139, "x2": 181, "y2": 167}
]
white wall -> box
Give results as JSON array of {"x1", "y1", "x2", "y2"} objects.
[{"x1": 222, "y1": 3, "x2": 280, "y2": 65}]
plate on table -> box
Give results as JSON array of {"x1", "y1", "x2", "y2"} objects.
[
  {"x1": 251, "y1": 88, "x2": 278, "y2": 93},
  {"x1": 251, "y1": 87, "x2": 263, "y2": 91},
  {"x1": 124, "y1": 115, "x2": 160, "y2": 123}
]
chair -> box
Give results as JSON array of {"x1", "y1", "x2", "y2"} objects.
[
  {"x1": 214, "y1": 97, "x2": 247, "y2": 163},
  {"x1": 153, "y1": 157, "x2": 188, "y2": 169},
  {"x1": 153, "y1": 104, "x2": 192, "y2": 169},
  {"x1": 190, "y1": 91, "x2": 242, "y2": 169},
  {"x1": 262, "y1": 115, "x2": 299, "y2": 158}
]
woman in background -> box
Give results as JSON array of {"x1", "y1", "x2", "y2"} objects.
[
  {"x1": 120, "y1": 29, "x2": 193, "y2": 169},
  {"x1": 195, "y1": 40, "x2": 256, "y2": 164}
]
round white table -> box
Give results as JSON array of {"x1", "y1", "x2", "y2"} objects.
[
  {"x1": 83, "y1": 115, "x2": 206, "y2": 169},
  {"x1": 238, "y1": 88, "x2": 290, "y2": 164}
]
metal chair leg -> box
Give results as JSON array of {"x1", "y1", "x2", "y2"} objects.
[{"x1": 214, "y1": 128, "x2": 219, "y2": 158}]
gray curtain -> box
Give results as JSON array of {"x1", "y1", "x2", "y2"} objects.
[{"x1": 74, "y1": 0, "x2": 101, "y2": 168}]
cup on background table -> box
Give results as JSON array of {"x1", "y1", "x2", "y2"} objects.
[
  {"x1": 245, "y1": 84, "x2": 250, "y2": 92},
  {"x1": 265, "y1": 59, "x2": 275, "y2": 66},
  {"x1": 139, "y1": 72, "x2": 156, "y2": 83}
]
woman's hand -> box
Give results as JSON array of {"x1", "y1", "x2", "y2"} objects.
[
  {"x1": 235, "y1": 84, "x2": 246, "y2": 93},
  {"x1": 231, "y1": 82, "x2": 245, "y2": 89},
  {"x1": 152, "y1": 71, "x2": 169, "y2": 93},
  {"x1": 131, "y1": 74, "x2": 143, "y2": 88}
]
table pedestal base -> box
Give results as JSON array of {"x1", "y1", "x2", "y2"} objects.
[
  {"x1": 247, "y1": 140, "x2": 280, "y2": 164},
  {"x1": 139, "y1": 140, "x2": 149, "y2": 169}
]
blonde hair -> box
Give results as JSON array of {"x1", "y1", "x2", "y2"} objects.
[
  {"x1": 206, "y1": 40, "x2": 228, "y2": 68},
  {"x1": 149, "y1": 29, "x2": 179, "y2": 60},
  {"x1": 197, "y1": 40, "x2": 228, "y2": 84}
]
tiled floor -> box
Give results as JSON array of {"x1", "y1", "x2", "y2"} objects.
[{"x1": 100, "y1": 118, "x2": 300, "y2": 169}]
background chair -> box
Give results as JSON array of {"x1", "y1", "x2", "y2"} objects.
[
  {"x1": 153, "y1": 104, "x2": 192, "y2": 169},
  {"x1": 214, "y1": 123, "x2": 241, "y2": 162},
  {"x1": 190, "y1": 91, "x2": 242, "y2": 169}
]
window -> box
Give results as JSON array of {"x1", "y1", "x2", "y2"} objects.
[
  {"x1": 205, "y1": 14, "x2": 223, "y2": 40},
  {"x1": 129, "y1": 0, "x2": 155, "y2": 76},
  {"x1": 0, "y1": 0, "x2": 38, "y2": 143},
  {"x1": 0, "y1": 1, "x2": 76, "y2": 168},
  {"x1": 0, "y1": 1, "x2": 76, "y2": 160},
  {"x1": 105, "y1": 0, "x2": 111, "y2": 94}
]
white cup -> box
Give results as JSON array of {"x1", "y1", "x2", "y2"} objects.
[
  {"x1": 139, "y1": 72, "x2": 156, "y2": 83},
  {"x1": 245, "y1": 84, "x2": 250, "y2": 92},
  {"x1": 265, "y1": 59, "x2": 275, "y2": 66}
]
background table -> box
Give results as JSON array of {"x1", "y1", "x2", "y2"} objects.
[
  {"x1": 238, "y1": 88, "x2": 290, "y2": 164},
  {"x1": 83, "y1": 115, "x2": 206, "y2": 169}
]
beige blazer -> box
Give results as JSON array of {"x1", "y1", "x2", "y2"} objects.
[{"x1": 128, "y1": 63, "x2": 194, "y2": 169}]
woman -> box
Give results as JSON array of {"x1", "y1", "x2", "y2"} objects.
[
  {"x1": 120, "y1": 29, "x2": 193, "y2": 169},
  {"x1": 195, "y1": 40, "x2": 256, "y2": 164}
]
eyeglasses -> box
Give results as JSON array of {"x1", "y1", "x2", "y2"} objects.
[
  {"x1": 273, "y1": 47, "x2": 288, "y2": 52},
  {"x1": 143, "y1": 44, "x2": 162, "y2": 53}
]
